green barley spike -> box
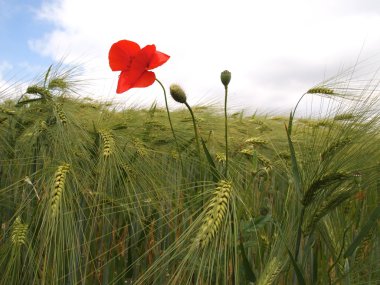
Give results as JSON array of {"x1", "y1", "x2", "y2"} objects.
[
  {"x1": 51, "y1": 163, "x2": 70, "y2": 217},
  {"x1": 11, "y1": 217, "x2": 28, "y2": 246},
  {"x1": 195, "y1": 180, "x2": 232, "y2": 248}
]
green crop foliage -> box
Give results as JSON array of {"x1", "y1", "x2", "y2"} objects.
[{"x1": 0, "y1": 63, "x2": 379, "y2": 284}]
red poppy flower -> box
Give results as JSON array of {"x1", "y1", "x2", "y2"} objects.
[{"x1": 109, "y1": 40, "x2": 170, "y2": 93}]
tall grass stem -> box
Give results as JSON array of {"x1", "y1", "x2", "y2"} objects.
[
  {"x1": 184, "y1": 101, "x2": 201, "y2": 161},
  {"x1": 224, "y1": 85, "x2": 229, "y2": 178},
  {"x1": 156, "y1": 79, "x2": 183, "y2": 171}
]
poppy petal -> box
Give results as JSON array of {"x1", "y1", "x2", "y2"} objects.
[
  {"x1": 117, "y1": 69, "x2": 144, "y2": 93},
  {"x1": 148, "y1": 51, "x2": 170, "y2": 69},
  {"x1": 109, "y1": 40, "x2": 140, "y2": 71},
  {"x1": 141, "y1": 44, "x2": 156, "y2": 59},
  {"x1": 133, "y1": 71, "x2": 156, "y2": 88},
  {"x1": 110, "y1": 40, "x2": 168, "y2": 93},
  {"x1": 132, "y1": 44, "x2": 156, "y2": 69},
  {"x1": 116, "y1": 70, "x2": 156, "y2": 94}
]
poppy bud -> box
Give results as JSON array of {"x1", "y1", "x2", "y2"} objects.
[
  {"x1": 220, "y1": 70, "x2": 231, "y2": 87},
  {"x1": 170, "y1": 84, "x2": 187, "y2": 104}
]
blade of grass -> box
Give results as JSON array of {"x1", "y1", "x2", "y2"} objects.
[
  {"x1": 239, "y1": 234, "x2": 256, "y2": 283},
  {"x1": 284, "y1": 123, "x2": 302, "y2": 198},
  {"x1": 344, "y1": 205, "x2": 380, "y2": 258},
  {"x1": 200, "y1": 137, "x2": 221, "y2": 182},
  {"x1": 286, "y1": 247, "x2": 306, "y2": 285}
]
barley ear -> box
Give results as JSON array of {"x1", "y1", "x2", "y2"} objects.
[
  {"x1": 51, "y1": 163, "x2": 70, "y2": 217},
  {"x1": 195, "y1": 180, "x2": 232, "y2": 248},
  {"x1": 54, "y1": 103, "x2": 67, "y2": 125},
  {"x1": 256, "y1": 257, "x2": 284, "y2": 285},
  {"x1": 11, "y1": 217, "x2": 28, "y2": 246},
  {"x1": 302, "y1": 172, "x2": 352, "y2": 207},
  {"x1": 307, "y1": 87, "x2": 334, "y2": 95},
  {"x1": 98, "y1": 130, "x2": 115, "y2": 157}
]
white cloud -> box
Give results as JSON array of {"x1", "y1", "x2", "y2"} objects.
[
  {"x1": 0, "y1": 60, "x2": 12, "y2": 74},
  {"x1": 0, "y1": 61, "x2": 25, "y2": 102},
  {"x1": 0, "y1": 61, "x2": 13, "y2": 98},
  {"x1": 29, "y1": 0, "x2": 380, "y2": 113},
  {"x1": 0, "y1": 61, "x2": 47, "y2": 101}
]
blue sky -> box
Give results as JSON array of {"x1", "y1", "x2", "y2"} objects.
[
  {"x1": 1, "y1": 0, "x2": 380, "y2": 113},
  {"x1": 0, "y1": 0, "x2": 53, "y2": 79}
]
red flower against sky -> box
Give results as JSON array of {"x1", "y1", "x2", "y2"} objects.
[{"x1": 109, "y1": 40, "x2": 170, "y2": 93}]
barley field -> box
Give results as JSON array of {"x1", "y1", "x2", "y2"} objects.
[{"x1": 0, "y1": 64, "x2": 379, "y2": 284}]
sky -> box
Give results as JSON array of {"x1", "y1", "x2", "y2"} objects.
[{"x1": 1, "y1": 0, "x2": 380, "y2": 113}]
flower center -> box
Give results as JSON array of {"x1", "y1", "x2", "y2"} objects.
[{"x1": 126, "y1": 56, "x2": 135, "y2": 70}]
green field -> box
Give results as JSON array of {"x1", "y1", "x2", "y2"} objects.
[{"x1": 0, "y1": 65, "x2": 379, "y2": 284}]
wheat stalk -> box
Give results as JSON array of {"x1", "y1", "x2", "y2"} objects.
[
  {"x1": 35, "y1": 120, "x2": 48, "y2": 137},
  {"x1": 250, "y1": 118, "x2": 264, "y2": 125},
  {"x1": 256, "y1": 257, "x2": 284, "y2": 285},
  {"x1": 333, "y1": 113, "x2": 356, "y2": 121},
  {"x1": 0, "y1": 106, "x2": 16, "y2": 115},
  {"x1": 256, "y1": 124, "x2": 272, "y2": 132},
  {"x1": 39, "y1": 120, "x2": 48, "y2": 131},
  {"x1": 302, "y1": 172, "x2": 352, "y2": 207},
  {"x1": 132, "y1": 138, "x2": 147, "y2": 157},
  {"x1": 51, "y1": 163, "x2": 70, "y2": 217},
  {"x1": 54, "y1": 103, "x2": 67, "y2": 125},
  {"x1": 240, "y1": 148, "x2": 255, "y2": 156},
  {"x1": 215, "y1": 152, "x2": 226, "y2": 163},
  {"x1": 99, "y1": 130, "x2": 115, "y2": 157},
  {"x1": 48, "y1": 77, "x2": 68, "y2": 89},
  {"x1": 119, "y1": 163, "x2": 136, "y2": 181},
  {"x1": 257, "y1": 154, "x2": 272, "y2": 167},
  {"x1": 320, "y1": 137, "x2": 352, "y2": 162},
  {"x1": 244, "y1": 137, "x2": 268, "y2": 146},
  {"x1": 307, "y1": 87, "x2": 334, "y2": 95},
  {"x1": 11, "y1": 216, "x2": 28, "y2": 246},
  {"x1": 144, "y1": 120, "x2": 167, "y2": 130},
  {"x1": 26, "y1": 85, "x2": 52, "y2": 99},
  {"x1": 170, "y1": 150, "x2": 180, "y2": 160},
  {"x1": 195, "y1": 180, "x2": 232, "y2": 248},
  {"x1": 303, "y1": 186, "x2": 355, "y2": 235}
]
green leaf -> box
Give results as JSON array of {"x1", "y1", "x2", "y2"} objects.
[
  {"x1": 43, "y1": 64, "x2": 53, "y2": 88},
  {"x1": 111, "y1": 123, "x2": 129, "y2": 130},
  {"x1": 244, "y1": 215, "x2": 273, "y2": 232},
  {"x1": 200, "y1": 137, "x2": 221, "y2": 182},
  {"x1": 15, "y1": 98, "x2": 44, "y2": 107},
  {"x1": 251, "y1": 150, "x2": 258, "y2": 172},
  {"x1": 285, "y1": 123, "x2": 303, "y2": 198},
  {"x1": 344, "y1": 205, "x2": 380, "y2": 258},
  {"x1": 288, "y1": 111, "x2": 294, "y2": 136},
  {"x1": 286, "y1": 247, "x2": 306, "y2": 285},
  {"x1": 312, "y1": 239, "x2": 319, "y2": 284},
  {"x1": 239, "y1": 237, "x2": 256, "y2": 282}
]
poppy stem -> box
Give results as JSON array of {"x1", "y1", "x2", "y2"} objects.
[
  {"x1": 224, "y1": 85, "x2": 229, "y2": 178},
  {"x1": 184, "y1": 101, "x2": 202, "y2": 161},
  {"x1": 155, "y1": 79, "x2": 183, "y2": 169},
  {"x1": 221, "y1": 70, "x2": 231, "y2": 178}
]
